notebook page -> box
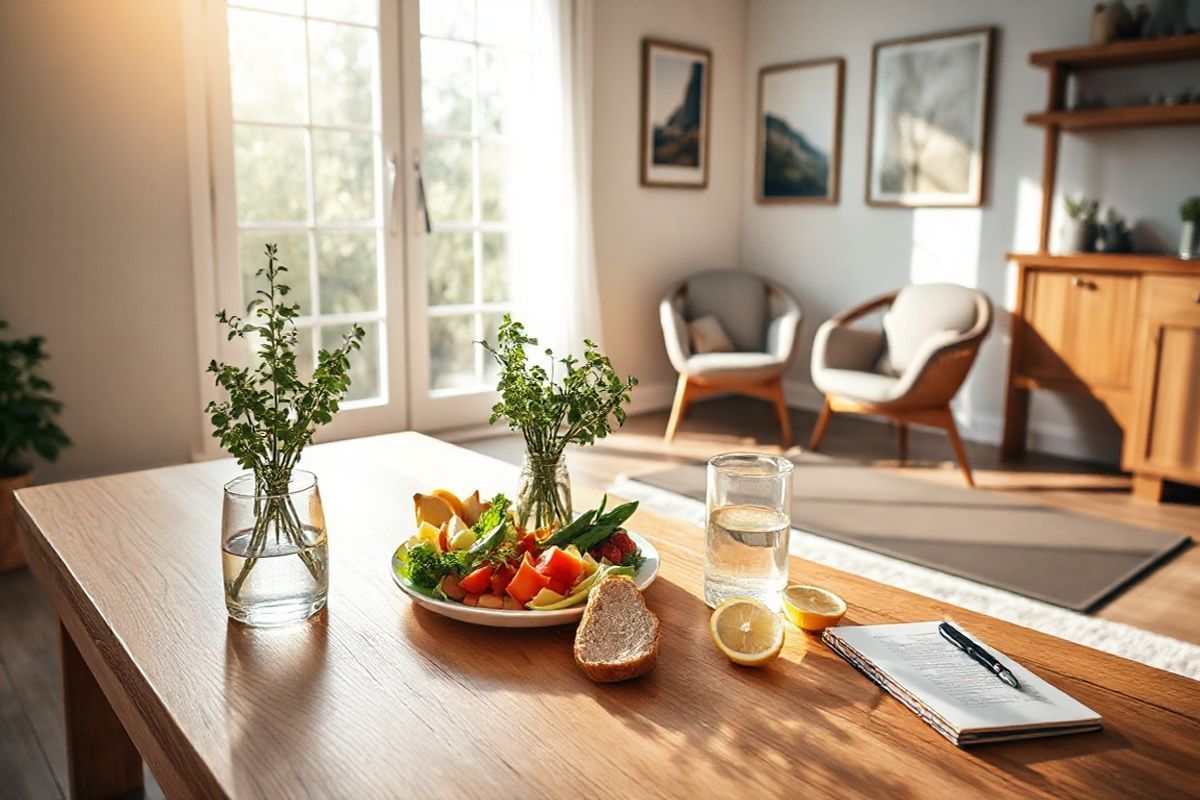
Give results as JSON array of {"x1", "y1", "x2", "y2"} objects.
[{"x1": 827, "y1": 622, "x2": 1101, "y2": 734}]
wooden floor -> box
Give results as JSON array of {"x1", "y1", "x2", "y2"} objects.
[{"x1": 0, "y1": 397, "x2": 1196, "y2": 798}]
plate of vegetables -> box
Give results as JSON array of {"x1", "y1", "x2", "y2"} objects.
[{"x1": 391, "y1": 489, "x2": 659, "y2": 627}]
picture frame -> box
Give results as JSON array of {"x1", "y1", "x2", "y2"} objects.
[
  {"x1": 640, "y1": 38, "x2": 712, "y2": 189},
  {"x1": 755, "y1": 57, "x2": 844, "y2": 204},
  {"x1": 865, "y1": 26, "x2": 995, "y2": 208}
]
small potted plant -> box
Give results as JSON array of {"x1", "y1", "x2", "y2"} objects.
[
  {"x1": 207, "y1": 244, "x2": 364, "y2": 626},
  {"x1": 1056, "y1": 194, "x2": 1098, "y2": 254},
  {"x1": 480, "y1": 316, "x2": 637, "y2": 530},
  {"x1": 0, "y1": 322, "x2": 70, "y2": 571},
  {"x1": 1180, "y1": 196, "x2": 1199, "y2": 260}
]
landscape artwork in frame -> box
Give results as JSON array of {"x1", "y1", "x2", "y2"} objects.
[
  {"x1": 641, "y1": 38, "x2": 711, "y2": 189},
  {"x1": 756, "y1": 58, "x2": 844, "y2": 204},
  {"x1": 866, "y1": 27, "x2": 994, "y2": 207}
]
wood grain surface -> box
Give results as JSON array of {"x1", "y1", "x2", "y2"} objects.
[{"x1": 15, "y1": 433, "x2": 1200, "y2": 799}]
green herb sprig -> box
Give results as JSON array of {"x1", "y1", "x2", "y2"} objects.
[
  {"x1": 206, "y1": 244, "x2": 364, "y2": 599},
  {"x1": 479, "y1": 315, "x2": 636, "y2": 527}
]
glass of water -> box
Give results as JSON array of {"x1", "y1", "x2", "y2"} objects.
[{"x1": 704, "y1": 453, "x2": 793, "y2": 610}]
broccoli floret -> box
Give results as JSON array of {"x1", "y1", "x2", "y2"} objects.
[{"x1": 402, "y1": 543, "x2": 469, "y2": 589}]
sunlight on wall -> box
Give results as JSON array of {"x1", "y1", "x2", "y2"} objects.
[
  {"x1": 908, "y1": 208, "x2": 982, "y2": 288},
  {"x1": 1008, "y1": 177, "x2": 1045, "y2": 308}
]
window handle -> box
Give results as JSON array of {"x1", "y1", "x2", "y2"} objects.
[
  {"x1": 412, "y1": 151, "x2": 432, "y2": 235},
  {"x1": 386, "y1": 152, "x2": 402, "y2": 236}
]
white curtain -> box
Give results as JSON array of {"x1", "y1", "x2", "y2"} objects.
[{"x1": 510, "y1": 0, "x2": 601, "y2": 358}]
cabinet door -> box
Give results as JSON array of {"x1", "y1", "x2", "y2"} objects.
[
  {"x1": 1020, "y1": 270, "x2": 1138, "y2": 388},
  {"x1": 1139, "y1": 321, "x2": 1200, "y2": 477}
]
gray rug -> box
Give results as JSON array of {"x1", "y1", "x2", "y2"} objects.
[{"x1": 631, "y1": 454, "x2": 1191, "y2": 612}]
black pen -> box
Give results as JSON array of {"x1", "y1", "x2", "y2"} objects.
[{"x1": 938, "y1": 621, "x2": 1020, "y2": 689}]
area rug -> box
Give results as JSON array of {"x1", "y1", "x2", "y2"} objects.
[
  {"x1": 627, "y1": 455, "x2": 1190, "y2": 613},
  {"x1": 611, "y1": 475, "x2": 1200, "y2": 680}
]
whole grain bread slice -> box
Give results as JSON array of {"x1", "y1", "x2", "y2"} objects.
[{"x1": 574, "y1": 575, "x2": 660, "y2": 682}]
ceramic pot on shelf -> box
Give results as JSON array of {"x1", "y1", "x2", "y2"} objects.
[
  {"x1": 1181, "y1": 222, "x2": 1199, "y2": 260},
  {"x1": 1056, "y1": 218, "x2": 1095, "y2": 254}
]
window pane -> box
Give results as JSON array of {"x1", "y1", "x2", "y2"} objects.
[
  {"x1": 317, "y1": 231, "x2": 377, "y2": 314},
  {"x1": 421, "y1": 39, "x2": 474, "y2": 133},
  {"x1": 479, "y1": 141, "x2": 508, "y2": 221},
  {"x1": 426, "y1": 231, "x2": 473, "y2": 306},
  {"x1": 312, "y1": 129, "x2": 376, "y2": 222},
  {"x1": 419, "y1": 0, "x2": 473, "y2": 39},
  {"x1": 424, "y1": 137, "x2": 472, "y2": 223},
  {"x1": 227, "y1": 9, "x2": 307, "y2": 123},
  {"x1": 479, "y1": 49, "x2": 528, "y2": 136},
  {"x1": 234, "y1": 124, "x2": 308, "y2": 222},
  {"x1": 239, "y1": 231, "x2": 312, "y2": 316},
  {"x1": 306, "y1": 0, "x2": 377, "y2": 25},
  {"x1": 481, "y1": 312, "x2": 506, "y2": 382},
  {"x1": 321, "y1": 321, "x2": 381, "y2": 402},
  {"x1": 309, "y1": 20, "x2": 376, "y2": 128},
  {"x1": 477, "y1": 0, "x2": 531, "y2": 49},
  {"x1": 429, "y1": 314, "x2": 476, "y2": 390},
  {"x1": 481, "y1": 232, "x2": 509, "y2": 302},
  {"x1": 229, "y1": 0, "x2": 303, "y2": 13},
  {"x1": 294, "y1": 324, "x2": 316, "y2": 383}
]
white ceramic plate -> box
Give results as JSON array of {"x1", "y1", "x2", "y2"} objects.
[{"x1": 391, "y1": 530, "x2": 659, "y2": 628}]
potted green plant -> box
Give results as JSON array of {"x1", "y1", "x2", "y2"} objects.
[
  {"x1": 1056, "y1": 194, "x2": 1098, "y2": 254},
  {"x1": 1180, "y1": 196, "x2": 1199, "y2": 260},
  {"x1": 207, "y1": 244, "x2": 364, "y2": 626},
  {"x1": 480, "y1": 316, "x2": 637, "y2": 530},
  {"x1": 0, "y1": 322, "x2": 70, "y2": 571}
]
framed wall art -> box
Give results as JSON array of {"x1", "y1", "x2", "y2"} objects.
[
  {"x1": 755, "y1": 57, "x2": 844, "y2": 204},
  {"x1": 640, "y1": 38, "x2": 712, "y2": 189}
]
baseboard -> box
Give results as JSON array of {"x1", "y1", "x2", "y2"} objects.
[{"x1": 784, "y1": 379, "x2": 1120, "y2": 465}]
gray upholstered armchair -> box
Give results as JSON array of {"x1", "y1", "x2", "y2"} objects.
[
  {"x1": 808, "y1": 283, "x2": 991, "y2": 486},
  {"x1": 659, "y1": 270, "x2": 802, "y2": 445}
]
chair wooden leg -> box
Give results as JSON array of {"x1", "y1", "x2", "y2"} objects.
[
  {"x1": 664, "y1": 374, "x2": 691, "y2": 443},
  {"x1": 897, "y1": 423, "x2": 908, "y2": 464},
  {"x1": 942, "y1": 410, "x2": 975, "y2": 488},
  {"x1": 808, "y1": 397, "x2": 834, "y2": 451},
  {"x1": 770, "y1": 379, "x2": 793, "y2": 449}
]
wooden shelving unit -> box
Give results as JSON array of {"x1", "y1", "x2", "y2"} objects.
[
  {"x1": 1026, "y1": 103, "x2": 1200, "y2": 130},
  {"x1": 1025, "y1": 32, "x2": 1200, "y2": 251}
]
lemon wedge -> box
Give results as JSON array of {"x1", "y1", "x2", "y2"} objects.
[
  {"x1": 782, "y1": 585, "x2": 846, "y2": 632},
  {"x1": 709, "y1": 598, "x2": 784, "y2": 666}
]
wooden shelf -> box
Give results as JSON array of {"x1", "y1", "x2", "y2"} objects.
[
  {"x1": 1030, "y1": 33, "x2": 1200, "y2": 70},
  {"x1": 1026, "y1": 103, "x2": 1200, "y2": 130},
  {"x1": 1007, "y1": 252, "x2": 1199, "y2": 274}
]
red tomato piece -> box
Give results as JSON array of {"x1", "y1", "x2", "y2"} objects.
[
  {"x1": 535, "y1": 546, "x2": 583, "y2": 585},
  {"x1": 457, "y1": 563, "x2": 494, "y2": 595},
  {"x1": 516, "y1": 532, "x2": 541, "y2": 558},
  {"x1": 505, "y1": 553, "x2": 551, "y2": 605},
  {"x1": 545, "y1": 577, "x2": 570, "y2": 596},
  {"x1": 490, "y1": 562, "x2": 516, "y2": 595}
]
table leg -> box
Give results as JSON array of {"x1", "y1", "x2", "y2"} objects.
[{"x1": 59, "y1": 622, "x2": 143, "y2": 799}]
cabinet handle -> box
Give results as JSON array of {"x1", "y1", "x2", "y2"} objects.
[
  {"x1": 1194, "y1": 291, "x2": 1200, "y2": 304},
  {"x1": 1072, "y1": 276, "x2": 1084, "y2": 287}
]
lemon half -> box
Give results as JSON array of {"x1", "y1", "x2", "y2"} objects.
[
  {"x1": 709, "y1": 598, "x2": 785, "y2": 666},
  {"x1": 782, "y1": 585, "x2": 846, "y2": 632}
]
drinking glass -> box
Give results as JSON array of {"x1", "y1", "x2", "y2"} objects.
[
  {"x1": 222, "y1": 470, "x2": 329, "y2": 627},
  {"x1": 704, "y1": 453, "x2": 793, "y2": 610}
]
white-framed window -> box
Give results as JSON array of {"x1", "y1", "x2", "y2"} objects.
[{"x1": 417, "y1": 0, "x2": 531, "y2": 393}]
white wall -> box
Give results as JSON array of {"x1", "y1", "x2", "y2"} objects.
[
  {"x1": 591, "y1": 0, "x2": 748, "y2": 406},
  {"x1": 0, "y1": 0, "x2": 199, "y2": 481},
  {"x1": 742, "y1": 0, "x2": 1200, "y2": 463}
]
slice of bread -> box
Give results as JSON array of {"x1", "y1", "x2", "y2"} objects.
[{"x1": 574, "y1": 575, "x2": 660, "y2": 682}]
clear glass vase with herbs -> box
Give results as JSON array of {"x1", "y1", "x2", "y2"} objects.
[
  {"x1": 480, "y1": 316, "x2": 637, "y2": 530},
  {"x1": 207, "y1": 244, "x2": 363, "y2": 626}
]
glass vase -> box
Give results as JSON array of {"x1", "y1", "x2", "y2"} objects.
[
  {"x1": 221, "y1": 470, "x2": 329, "y2": 627},
  {"x1": 516, "y1": 451, "x2": 572, "y2": 530}
]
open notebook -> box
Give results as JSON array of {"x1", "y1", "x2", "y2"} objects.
[{"x1": 824, "y1": 622, "x2": 1102, "y2": 746}]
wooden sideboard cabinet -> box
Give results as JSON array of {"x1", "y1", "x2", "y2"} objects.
[{"x1": 1002, "y1": 253, "x2": 1200, "y2": 501}]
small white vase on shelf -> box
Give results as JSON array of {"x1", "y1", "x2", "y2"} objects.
[{"x1": 1180, "y1": 221, "x2": 1198, "y2": 260}]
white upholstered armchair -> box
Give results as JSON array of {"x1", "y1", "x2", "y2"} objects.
[
  {"x1": 808, "y1": 283, "x2": 992, "y2": 486},
  {"x1": 659, "y1": 270, "x2": 802, "y2": 445}
]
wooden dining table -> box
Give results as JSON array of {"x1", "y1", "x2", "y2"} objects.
[{"x1": 14, "y1": 432, "x2": 1200, "y2": 799}]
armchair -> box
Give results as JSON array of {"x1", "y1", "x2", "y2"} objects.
[
  {"x1": 808, "y1": 283, "x2": 992, "y2": 486},
  {"x1": 660, "y1": 270, "x2": 802, "y2": 446}
]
